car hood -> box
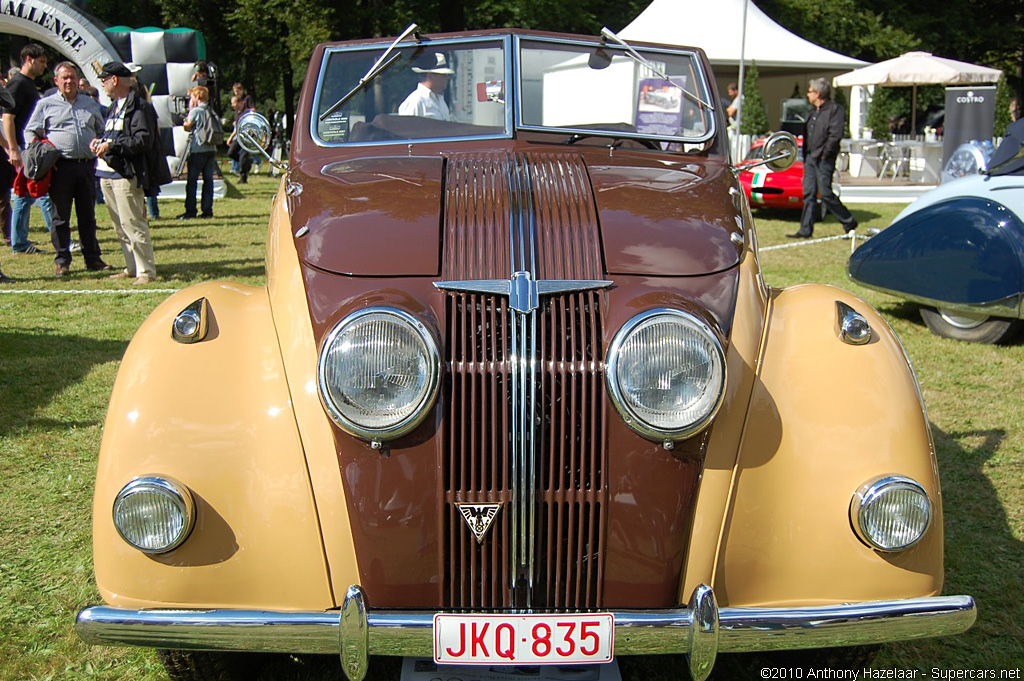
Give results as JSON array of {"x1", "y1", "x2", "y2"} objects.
[{"x1": 288, "y1": 151, "x2": 743, "y2": 278}]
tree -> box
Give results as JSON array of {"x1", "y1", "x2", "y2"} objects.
[
  {"x1": 226, "y1": 0, "x2": 333, "y2": 134},
  {"x1": 759, "y1": 0, "x2": 1022, "y2": 116},
  {"x1": 756, "y1": 0, "x2": 921, "y2": 62},
  {"x1": 994, "y1": 77, "x2": 1014, "y2": 137},
  {"x1": 864, "y1": 87, "x2": 896, "y2": 141},
  {"x1": 740, "y1": 62, "x2": 770, "y2": 136}
]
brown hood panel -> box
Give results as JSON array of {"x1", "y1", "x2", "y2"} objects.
[
  {"x1": 591, "y1": 160, "x2": 742, "y2": 276},
  {"x1": 290, "y1": 157, "x2": 444, "y2": 276}
]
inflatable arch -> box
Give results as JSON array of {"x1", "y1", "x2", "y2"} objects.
[
  {"x1": 0, "y1": 0, "x2": 118, "y2": 89},
  {"x1": 1, "y1": 0, "x2": 208, "y2": 174}
]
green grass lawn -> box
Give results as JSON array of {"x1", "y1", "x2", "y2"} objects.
[{"x1": 0, "y1": 182, "x2": 1020, "y2": 680}]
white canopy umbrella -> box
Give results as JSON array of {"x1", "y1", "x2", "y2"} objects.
[{"x1": 833, "y1": 51, "x2": 1002, "y2": 132}]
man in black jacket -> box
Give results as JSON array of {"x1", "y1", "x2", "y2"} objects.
[
  {"x1": 790, "y1": 78, "x2": 857, "y2": 238},
  {"x1": 91, "y1": 61, "x2": 171, "y2": 284}
]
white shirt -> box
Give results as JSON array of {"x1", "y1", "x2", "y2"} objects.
[
  {"x1": 398, "y1": 82, "x2": 452, "y2": 121},
  {"x1": 95, "y1": 98, "x2": 127, "y2": 176}
]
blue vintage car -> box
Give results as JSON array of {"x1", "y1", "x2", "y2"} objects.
[{"x1": 849, "y1": 120, "x2": 1024, "y2": 343}]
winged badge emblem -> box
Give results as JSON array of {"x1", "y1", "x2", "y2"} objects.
[{"x1": 456, "y1": 502, "x2": 502, "y2": 543}]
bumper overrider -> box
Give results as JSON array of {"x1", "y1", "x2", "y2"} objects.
[{"x1": 76, "y1": 584, "x2": 976, "y2": 681}]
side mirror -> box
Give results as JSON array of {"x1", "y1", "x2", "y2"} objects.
[
  {"x1": 732, "y1": 131, "x2": 799, "y2": 173},
  {"x1": 235, "y1": 111, "x2": 289, "y2": 175},
  {"x1": 761, "y1": 131, "x2": 799, "y2": 171},
  {"x1": 236, "y1": 111, "x2": 273, "y2": 154}
]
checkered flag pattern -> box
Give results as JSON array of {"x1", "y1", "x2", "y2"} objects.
[{"x1": 104, "y1": 27, "x2": 209, "y2": 168}]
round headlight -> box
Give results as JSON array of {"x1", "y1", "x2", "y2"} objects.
[
  {"x1": 112, "y1": 477, "x2": 195, "y2": 554},
  {"x1": 318, "y1": 307, "x2": 440, "y2": 440},
  {"x1": 851, "y1": 476, "x2": 932, "y2": 552},
  {"x1": 606, "y1": 309, "x2": 727, "y2": 440}
]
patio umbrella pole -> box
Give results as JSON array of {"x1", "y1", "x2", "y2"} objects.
[{"x1": 911, "y1": 85, "x2": 917, "y2": 135}]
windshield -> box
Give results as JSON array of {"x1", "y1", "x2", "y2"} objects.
[
  {"x1": 309, "y1": 34, "x2": 715, "y2": 146},
  {"x1": 312, "y1": 38, "x2": 509, "y2": 145},
  {"x1": 518, "y1": 37, "x2": 714, "y2": 143}
]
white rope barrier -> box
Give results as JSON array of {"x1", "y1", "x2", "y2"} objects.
[
  {"x1": 760, "y1": 232, "x2": 863, "y2": 252},
  {"x1": 0, "y1": 288, "x2": 179, "y2": 295}
]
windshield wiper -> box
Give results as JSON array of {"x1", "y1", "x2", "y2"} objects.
[
  {"x1": 599, "y1": 27, "x2": 713, "y2": 112},
  {"x1": 319, "y1": 23, "x2": 420, "y2": 122}
]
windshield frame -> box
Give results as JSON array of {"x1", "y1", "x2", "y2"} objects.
[
  {"x1": 309, "y1": 35, "x2": 516, "y2": 148},
  {"x1": 514, "y1": 34, "x2": 717, "y2": 146},
  {"x1": 306, "y1": 32, "x2": 719, "y2": 149}
]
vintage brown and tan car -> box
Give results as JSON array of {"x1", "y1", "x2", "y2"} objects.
[{"x1": 76, "y1": 27, "x2": 975, "y2": 680}]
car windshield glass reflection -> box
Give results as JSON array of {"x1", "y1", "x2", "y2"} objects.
[
  {"x1": 518, "y1": 39, "x2": 713, "y2": 143},
  {"x1": 314, "y1": 40, "x2": 508, "y2": 144}
]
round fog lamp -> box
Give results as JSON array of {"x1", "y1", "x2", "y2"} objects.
[
  {"x1": 851, "y1": 476, "x2": 931, "y2": 552},
  {"x1": 112, "y1": 476, "x2": 195, "y2": 554}
]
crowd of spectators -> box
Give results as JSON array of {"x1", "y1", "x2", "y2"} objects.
[{"x1": 0, "y1": 43, "x2": 258, "y2": 284}]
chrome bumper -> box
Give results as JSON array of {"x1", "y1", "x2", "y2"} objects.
[{"x1": 77, "y1": 585, "x2": 976, "y2": 681}]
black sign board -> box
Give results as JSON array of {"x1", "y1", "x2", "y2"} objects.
[{"x1": 943, "y1": 86, "x2": 996, "y2": 165}]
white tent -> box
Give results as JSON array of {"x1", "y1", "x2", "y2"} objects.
[
  {"x1": 619, "y1": 0, "x2": 866, "y2": 71},
  {"x1": 620, "y1": 0, "x2": 867, "y2": 143}
]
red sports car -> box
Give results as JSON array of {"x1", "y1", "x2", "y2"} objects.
[{"x1": 738, "y1": 136, "x2": 806, "y2": 209}]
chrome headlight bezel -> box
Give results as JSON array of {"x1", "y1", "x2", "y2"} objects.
[
  {"x1": 112, "y1": 476, "x2": 196, "y2": 554},
  {"x1": 606, "y1": 308, "x2": 727, "y2": 441},
  {"x1": 171, "y1": 298, "x2": 209, "y2": 344},
  {"x1": 318, "y1": 307, "x2": 441, "y2": 442},
  {"x1": 850, "y1": 475, "x2": 932, "y2": 552}
]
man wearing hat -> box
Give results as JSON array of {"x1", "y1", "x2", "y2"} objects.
[
  {"x1": 90, "y1": 61, "x2": 171, "y2": 285},
  {"x1": 398, "y1": 53, "x2": 454, "y2": 121}
]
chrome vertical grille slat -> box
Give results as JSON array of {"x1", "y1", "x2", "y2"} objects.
[{"x1": 440, "y1": 152, "x2": 607, "y2": 612}]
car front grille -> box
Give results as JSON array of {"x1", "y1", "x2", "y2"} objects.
[
  {"x1": 441, "y1": 290, "x2": 606, "y2": 611},
  {"x1": 439, "y1": 151, "x2": 608, "y2": 611}
]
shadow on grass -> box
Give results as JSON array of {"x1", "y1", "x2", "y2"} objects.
[
  {"x1": 155, "y1": 259, "x2": 266, "y2": 281},
  {"x1": 920, "y1": 424, "x2": 1024, "y2": 663},
  {"x1": 752, "y1": 206, "x2": 889, "y2": 225},
  {"x1": 0, "y1": 330, "x2": 127, "y2": 438},
  {"x1": 152, "y1": 241, "x2": 230, "y2": 251},
  {"x1": 877, "y1": 300, "x2": 925, "y2": 325}
]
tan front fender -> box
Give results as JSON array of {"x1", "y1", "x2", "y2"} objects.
[
  {"x1": 93, "y1": 281, "x2": 335, "y2": 610},
  {"x1": 716, "y1": 283, "x2": 943, "y2": 606}
]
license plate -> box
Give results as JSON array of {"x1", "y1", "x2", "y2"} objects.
[{"x1": 434, "y1": 613, "x2": 614, "y2": 665}]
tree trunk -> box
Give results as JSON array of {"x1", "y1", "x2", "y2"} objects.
[{"x1": 283, "y1": 60, "x2": 295, "y2": 153}]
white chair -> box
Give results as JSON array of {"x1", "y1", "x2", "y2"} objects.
[
  {"x1": 880, "y1": 143, "x2": 912, "y2": 179},
  {"x1": 857, "y1": 142, "x2": 887, "y2": 178}
]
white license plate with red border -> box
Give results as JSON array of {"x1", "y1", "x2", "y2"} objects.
[{"x1": 434, "y1": 613, "x2": 614, "y2": 665}]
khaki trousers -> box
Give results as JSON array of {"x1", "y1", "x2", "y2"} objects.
[{"x1": 100, "y1": 177, "x2": 156, "y2": 279}]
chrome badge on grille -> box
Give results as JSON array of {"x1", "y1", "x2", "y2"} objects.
[
  {"x1": 435, "y1": 272, "x2": 611, "y2": 314},
  {"x1": 456, "y1": 502, "x2": 502, "y2": 543}
]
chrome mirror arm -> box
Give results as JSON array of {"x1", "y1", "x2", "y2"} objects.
[
  {"x1": 731, "y1": 149, "x2": 794, "y2": 174},
  {"x1": 730, "y1": 131, "x2": 799, "y2": 173},
  {"x1": 239, "y1": 131, "x2": 289, "y2": 173}
]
